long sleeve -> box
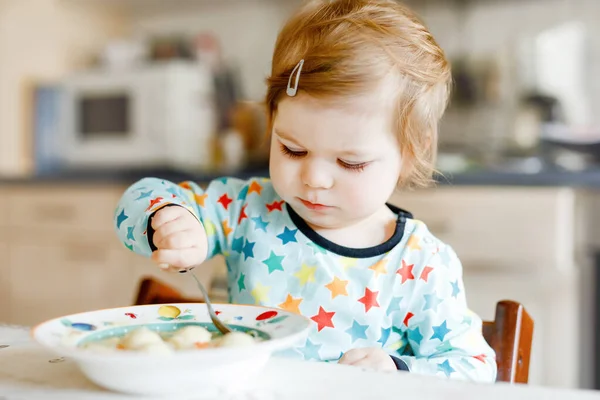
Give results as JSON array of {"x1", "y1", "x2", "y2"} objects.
[
  {"x1": 114, "y1": 177, "x2": 251, "y2": 260},
  {"x1": 392, "y1": 243, "x2": 497, "y2": 382}
]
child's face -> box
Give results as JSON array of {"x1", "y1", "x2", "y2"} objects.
[{"x1": 269, "y1": 94, "x2": 402, "y2": 230}]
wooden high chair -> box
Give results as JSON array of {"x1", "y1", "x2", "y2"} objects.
[
  {"x1": 482, "y1": 300, "x2": 534, "y2": 384},
  {"x1": 133, "y1": 278, "x2": 534, "y2": 384}
]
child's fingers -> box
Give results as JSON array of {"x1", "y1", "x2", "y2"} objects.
[
  {"x1": 151, "y1": 248, "x2": 202, "y2": 269},
  {"x1": 150, "y1": 206, "x2": 185, "y2": 230},
  {"x1": 338, "y1": 349, "x2": 368, "y2": 365},
  {"x1": 153, "y1": 218, "x2": 194, "y2": 247},
  {"x1": 154, "y1": 230, "x2": 198, "y2": 250}
]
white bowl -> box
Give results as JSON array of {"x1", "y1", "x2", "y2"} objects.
[{"x1": 32, "y1": 303, "x2": 312, "y2": 396}]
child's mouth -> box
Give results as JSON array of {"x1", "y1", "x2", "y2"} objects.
[{"x1": 299, "y1": 198, "x2": 330, "y2": 211}]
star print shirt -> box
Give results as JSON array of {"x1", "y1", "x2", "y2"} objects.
[{"x1": 115, "y1": 177, "x2": 497, "y2": 382}]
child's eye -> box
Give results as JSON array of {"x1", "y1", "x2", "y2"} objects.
[
  {"x1": 338, "y1": 159, "x2": 368, "y2": 172},
  {"x1": 280, "y1": 143, "x2": 307, "y2": 159}
]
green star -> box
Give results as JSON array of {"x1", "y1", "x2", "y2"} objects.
[
  {"x1": 262, "y1": 251, "x2": 285, "y2": 274},
  {"x1": 237, "y1": 273, "x2": 246, "y2": 292},
  {"x1": 307, "y1": 242, "x2": 327, "y2": 254}
]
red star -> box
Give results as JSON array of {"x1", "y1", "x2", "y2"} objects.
[
  {"x1": 419, "y1": 266, "x2": 434, "y2": 282},
  {"x1": 473, "y1": 354, "x2": 486, "y2": 363},
  {"x1": 217, "y1": 194, "x2": 233, "y2": 210},
  {"x1": 145, "y1": 197, "x2": 163, "y2": 211},
  {"x1": 403, "y1": 312, "x2": 414, "y2": 327},
  {"x1": 397, "y1": 260, "x2": 415, "y2": 284},
  {"x1": 238, "y1": 204, "x2": 248, "y2": 224},
  {"x1": 215, "y1": 310, "x2": 222, "y2": 316},
  {"x1": 266, "y1": 200, "x2": 284, "y2": 212},
  {"x1": 357, "y1": 288, "x2": 380, "y2": 313},
  {"x1": 310, "y1": 307, "x2": 335, "y2": 332}
]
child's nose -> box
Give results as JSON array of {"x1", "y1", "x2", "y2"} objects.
[{"x1": 301, "y1": 159, "x2": 333, "y2": 189}]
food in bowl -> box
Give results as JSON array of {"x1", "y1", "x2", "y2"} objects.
[{"x1": 82, "y1": 325, "x2": 257, "y2": 354}]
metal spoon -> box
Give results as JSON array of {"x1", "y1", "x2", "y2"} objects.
[{"x1": 179, "y1": 268, "x2": 232, "y2": 335}]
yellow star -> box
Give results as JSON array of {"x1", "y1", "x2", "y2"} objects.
[
  {"x1": 195, "y1": 193, "x2": 208, "y2": 207},
  {"x1": 325, "y1": 277, "x2": 348, "y2": 299},
  {"x1": 278, "y1": 294, "x2": 303, "y2": 314},
  {"x1": 222, "y1": 220, "x2": 233, "y2": 237},
  {"x1": 251, "y1": 282, "x2": 270, "y2": 304},
  {"x1": 369, "y1": 259, "x2": 388, "y2": 277},
  {"x1": 389, "y1": 339, "x2": 405, "y2": 351},
  {"x1": 294, "y1": 264, "x2": 317, "y2": 286},
  {"x1": 340, "y1": 257, "x2": 357, "y2": 271},
  {"x1": 407, "y1": 235, "x2": 422, "y2": 251},
  {"x1": 203, "y1": 218, "x2": 216, "y2": 237}
]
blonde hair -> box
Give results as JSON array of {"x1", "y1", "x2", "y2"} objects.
[{"x1": 266, "y1": 0, "x2": 451, "y2": 188}]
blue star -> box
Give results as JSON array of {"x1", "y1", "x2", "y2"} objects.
[
  {"x1": 346, "y1": 320, "x2": 369, "y2": 343},
  {"x1": 262, "y1": 251, "x2": 285, "y2": 274},
  {"x1": 431, "y1": 321, "x2": 452, "y2": 342},
  {"x1": 217, "y1": 177, "x2": 228, "y2": 184},
  {"x1": 378, "y1": 327, "x2": 391, "y2": 345},
  {"x1": 232, "y1": 237, "x2": 244, "y2": 253},
  {"x1": 437, "y1": 360, "x2": 455, "y2": 377},
  {"x1": 116, "y1": 209, "x2": 128, "y2": 229},
  {"x1": 242, "y1": 241, "x2": 255, "y2": 260},
  {"x1": 386, "y1": 296, "x2": 403, "y2": 314},
  {"x1": 237, "y1": 185, "x2": 249, "y2": 201},
  {"x1": 459, "y1": 358, "x2": 476, "y2": 371},
  {"x1": 450, "y1": 280, "x2": 460, "y2": 298},
  {"x1": 307, "y1": 242, "x2": 327, "y2": 254},
  {"x1": 166, "y1": 187, "x2": 179, "y2": 196},
  {"x1": 423, "y1": 292, "x2": 443, "y2": 312},
  {"x1": 407, "y1": 327, "x2": 424, "y2": 345},
  {"x1": 438, "y1": 247, "x2": 454, "y2": 267},
  {"x1": 124, "y1": 242, "x2": 134, "y2": 251},
  {"x1": 252, "y1": 216, "x2": 269, "y2": 232},
  {"x1": 302, "y1": 339, "x2": 322, "y2": 360},
  {"x1": 277, "y1": 227, "x2": 298, "y2": 245},
  {"x1": 126, "y1": 226, "x2": 136, "y2": 242},
  {"x1": 135, "y1": 190, "x2": 153, "y2": 200},
  {"x1": 237, "y1": 273, "x2": 246, "y2": 292}
]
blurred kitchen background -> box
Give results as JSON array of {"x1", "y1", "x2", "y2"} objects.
[{"x1": 1, "y1": 0, "x2": 600, "y2": 391}]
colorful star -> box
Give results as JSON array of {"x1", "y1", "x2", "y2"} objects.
[
  {"x1": 222, "y1": 220, "x2": 233, "y2": 237},
  {"x1": 407, "y1": 326, "x2": 423, "y2": 345},
  {"x1": 178, "y1": 182, "x2": 192, "y2": 190},
  {"x1": 403, "y1": 312, "x2": 414, "y2": 327},
  {"x1": 238, "y1": 204, "x2": 248, "y2": 224},
  {"x1": 386, "y1": 296, "x2": 403, "y2": 314},
  {"x1": 232, "y1": 237, "x2": 244, "y2": 253},
  {"x1": 307, "y1": 242, "x2": 327, "y2": 254},
  {"x1": 237, "y1": 185, "x2": 249, "y2": 200},
  {"x1": 423, "y1": 292, "x2": 443, "y2": 312},
  {"x1": 278, "y1": 294, "x2": 303, "y2": 314},
  {"x1": 325, "y1": 277, "x2": 348, "y2": 299},
  {"x1": 195, "y1": 193, "x2": 208, "y2": 207},
  {"x1": 277, "y1": 227, "x2": 298, "y2": 245},
  {"x1": 126, "y1": 226, "x2": 135, "y2": 241},
  {"x1": 217, "y1": 194, "x2": 233, "y2": 210},
  {"x1": 135, "y1": 190, "x2": 153, "y2": 200},
  {"x1": 431, "y1": 321, "x2": 451, "y2": 342},
  {"x1": 166, "y1": 187, "x2": 180, "y2": 197},
  {"x1": 311, "y1": 307, "x2": 335, "y2": 332},
  {"x1": 124, "y1": 242, "x2": 134, "y2": 251},
  {"x1": 420, "y1": 266, "x2": 434, "y2": 282},
  {"x1": 397, "y1": 260, "x2": 415, "y2": 284},
  {"x1": 340, "y1": 257, "x2": 358, "y2": 270},
  {"x1": 437, "y1": 360, "x2": 455, "y2": 377},
  {"x1": 369, "y1": 259, "x2": 388, "y2": 277},
  {"x1": 116, "y1": 209, "x2": 128, "y2": 229},
  {"x1": 266, "y1": 200, "x2": 284, "y2": 212},
  {"x1": 460, "y1": 358, "x2": 476, "y2": 371},
  {"x1": 252, "y1": 216, "x2": 269, "y2": 232},
  {"x1": 203, "y1": 219, "x2": 216, "y2": 237},
  {"x1": 250, "y1": 282, "x2": 270, "y2": 304},
  {"x1": 473, "y1": 354, "x2": 487, "y2": 363},
  {"x1": 242, "y1": 240, "x2": 255, "y2": 260},
  {"x1": 436, "y1": 341, "x2": 454, "y2": 353},
  {"x1": 294, "y1": 264, "x2": 316, "y2": 286},
  {"x1": 237, "y1": 273, "x2": 246, "y2": 291},
  {"x1": 438, "y1": 246, "x2": 454, "y2": 267},
  {"x1": 358, "y1": 288, "x2": 380, "y2": 313},
  {"x1": 248, "y1": 181, "x2": 263, "y2": 195},
  {"x1": 450, "y1": 280, "x2": 461, "y2": 298},
  {"x1": 407, "y1": 235, "x2": 422, "y2": 251},
  {"x1": 303, "y1": 339, "x2": 322, "y2": 360},
  {"x1": 378, "y1": 327, "x2": 391, "y2": 345},
  {"x1": 145, "y1": 197, "x2": 164, "y2": 212},
  {"x1": 263, "y1": 251, "x2": 285, "y2": 274},
  {"x1": 346, "y1": 320, "x2": 369, "y2": 343}
]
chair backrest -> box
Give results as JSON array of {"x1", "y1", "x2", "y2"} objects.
[
  {"x1": 482, "y1": 300, "x2": 534, "y2": 384},
  {"x1": 134, "y1": 276, "x2": 202, "y2": 305}
]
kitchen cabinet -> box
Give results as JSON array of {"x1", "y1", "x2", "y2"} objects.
[
  {"x1": 1, "y1": 184, "x2": 218, "y2": 327},
  {"x1": 389, "y1": 186, "x2": 582, "y2": 388}
]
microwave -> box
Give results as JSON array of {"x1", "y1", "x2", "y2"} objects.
[{"x1": 59, "y1": 61, "x2": 216, "y2": 170}]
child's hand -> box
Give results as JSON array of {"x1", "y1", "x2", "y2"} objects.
[
  {"x1": 150, "y1": 206, "x2": 208, "y2": 272},
  {"x1": 338, "y1": 347, "x2": 397, "y2": 372}
]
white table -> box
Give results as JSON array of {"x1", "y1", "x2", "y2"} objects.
[{"x1": 1, "y1": 324, "x2": 599, "y2": 400}]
